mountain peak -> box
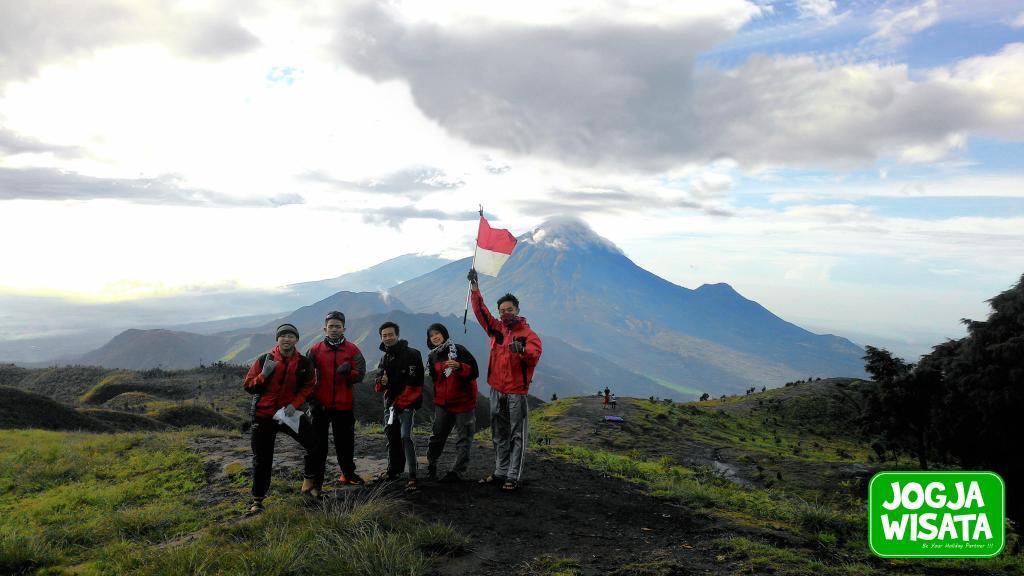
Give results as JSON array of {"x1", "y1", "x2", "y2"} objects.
[{"x1": 521, "y1": 216, "x2": 623, "y2": 255}]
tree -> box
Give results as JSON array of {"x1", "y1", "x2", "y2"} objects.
[
  {"x1": 861, "y1": 346, "x2": 936, "y2": 469},
  {"x1": 861, "y1": 274, "x2": 1024, "y2": 518}
]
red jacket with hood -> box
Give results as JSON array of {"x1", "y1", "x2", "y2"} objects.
[
  {"x1": 307, "y1": 338, "x2": 366, "y2": 411},
  {"x1": 471, "y1": 289, "x2": 542, "y2": 395},
  {"x1": 243, "y1": 346, "x2": 315, "y2": 419}
]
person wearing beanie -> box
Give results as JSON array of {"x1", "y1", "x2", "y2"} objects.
[
  {"x1": 373, "y1": 321, "x2": 424, "y2": 492},
  {"x1": 306, "y1": 310, "x2": 367, "y2": 490},
  {"x1": 242, "y1": 323, "x2": 317, "y2": 514},
  {"x1": 467, "y1": 268, "x2": 542, "y2": 492},
  {"x1": 424, "y1": 322, "x2": 479, "y2": 483}
]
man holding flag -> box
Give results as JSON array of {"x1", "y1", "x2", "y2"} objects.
[{"x1": 467, "y1": 213, "x2": 542, "y2": 492}]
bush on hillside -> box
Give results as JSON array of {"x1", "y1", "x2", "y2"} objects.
[
  {"x1": 0, "y1": 386, "x2": 109, "y2": 432},
  {"x1": 151, "y1": 405, "x2": 238, "y2": 430}
]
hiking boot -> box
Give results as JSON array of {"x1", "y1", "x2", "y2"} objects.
[
  {"x1": 338, "y1": 473, "x2": 365, "y2": 486},
  {"x1": 300, "y1": 478, "x2": 320, "y2": 499},
  {"x1": 439, "y1": 471, "x2": 462, "y2": 483},
  {"x1": 246, "y1": 498, "x2": 265, "y2": 515}
]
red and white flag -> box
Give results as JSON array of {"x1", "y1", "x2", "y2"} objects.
[{"x1": 473, "y1": 215, "x2": 517, "y2": 277}]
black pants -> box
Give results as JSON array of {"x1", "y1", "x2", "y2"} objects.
[
  {"x1": 312, "y1": 407, "x2": 356, "y2": 485},
  {"x1": 250, "y1": 416, "x2": 316, "y2": 498}
]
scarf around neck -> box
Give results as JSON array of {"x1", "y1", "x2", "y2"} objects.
[{"x1": 430, "y1": 338, "x2": 459, "y2": 377}]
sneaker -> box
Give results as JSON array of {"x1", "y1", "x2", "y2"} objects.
[
  {"x1": 426, "y1": 465, "x2": 437, "y2": 481},
  {"x1": 405, "y1": 479, "x2": 419, "y2": 492},
  {"x1": 439, "y1": 471, "x2": 462, "y2": 483},
  {"x1": 338, "y1": 473, "x2": 365, "y2": 486},
  {"x1": 375, "y1": 471, "x2": 400, "y2": 482}
]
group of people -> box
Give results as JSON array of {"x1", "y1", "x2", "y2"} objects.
[{"x1": 241, "y1": 269, "x2": 542, "y2": 514}]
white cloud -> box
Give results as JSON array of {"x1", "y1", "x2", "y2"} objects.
[
  {"x1": 0, "y1": 0, "x2": 261, "y2": 84},
  {"x1": 379, "y1": 0, "x2": 762, "y2": 29},
  {"x1": 795, "y1": 0, "x2": 836, "y2": 20},
  {"x1": 333, "y1": 0, "x2": 1024, "y2": 171},
  {"x1": 1013, "y1": 12, "x2": 1024, "y2": 28},
  {"x1": 865, "y1": 0, "x2": 940, "y2": 48}
]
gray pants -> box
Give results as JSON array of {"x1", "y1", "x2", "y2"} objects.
[
  {"x1": 385, "y1": 407, "x2": 417, "y2": 478},
  {"x1": 490, "y1": 388, "x2": 529, "y2": 481},
  {"x1": 427, "y1": 406, "x2": 476, "y2": 475}
]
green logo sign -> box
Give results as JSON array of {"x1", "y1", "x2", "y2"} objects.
[{"x1": 868, "y1": 471, "x2": 1005, "y2": 558}]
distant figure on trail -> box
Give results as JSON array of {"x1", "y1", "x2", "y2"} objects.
[
  {"x1": 425, "y1": 322, "x2": 480, "y2": 483},
  {"x1": 551, "y1": 393, "x2": 558, "y2": 402},
  {"x1": 374, "y1": 321, "x2": 424, "y2": 492},
  {"x1": 306, "y1": 311, "x2": 367, "y2": 494},
  {"x1": 468, "y1": 267, "x2": 543, "y2": 492},
  {"x1": 603, "y1": 387, "x2": 610, "y2": 409},
  {"x1": 242, "y1": 323, "x2": 317, "y2": 515}
]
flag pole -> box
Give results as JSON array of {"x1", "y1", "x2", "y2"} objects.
[{"x1": 463, "y1": 205, "x2": 483, "y2": 333}]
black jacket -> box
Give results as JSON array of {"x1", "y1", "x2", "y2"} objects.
[{"x1": 376, "y1": 339, "x2": 424, "y2": 410}]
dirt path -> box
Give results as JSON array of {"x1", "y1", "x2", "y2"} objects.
[{"x1": 191, "y1": 421, "x2": 731, "y2": 575}]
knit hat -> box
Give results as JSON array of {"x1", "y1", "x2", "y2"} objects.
[
  {"x1": 276, "y1": 323, "x2": 299, "y2": 339},
  {"x1": 426, "y1": 322, "x2": 449, "y2": 343}
]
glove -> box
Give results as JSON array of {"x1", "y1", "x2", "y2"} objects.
[
  {"x1": 467, "y1": 268, "x2": 478, "y2": 284},
  {"x1": 284, "y1": 404, "x2": 296, "y2": 417},
  {"x1": 261, "y1": 358, "x2": 278, "y2": 378},
  {"x1": 509, "y1": 340, "x2": 525, "y2": 354},
  {"x1": 337, "y1": 362, "x2": 352, "y2": 376}
]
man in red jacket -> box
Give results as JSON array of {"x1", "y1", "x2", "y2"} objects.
[
  {"x1": 307, "y1": 310, "x2": 367, "y2": 491},
  {"x1": 468, "y1": 269, "x2": 542, "y2": 492},
  {"x1": 242, "y1": 323, "x2": 317, "y2": 514}
]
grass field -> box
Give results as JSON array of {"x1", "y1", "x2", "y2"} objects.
[
  {"x1": 0, "y1": 429, "x2": 465, "y2": 576},
  {"x1": 529, "y1": 394, "x2": 1024, "y2": 576}
]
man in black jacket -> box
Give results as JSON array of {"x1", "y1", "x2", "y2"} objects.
[{"x1": 374, "y1": 321, "x2": 424, "y2": 491}]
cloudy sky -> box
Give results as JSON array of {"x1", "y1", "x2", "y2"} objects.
[{"x1": 1, "y1": 0, "x2": 1022, "y2": 359}]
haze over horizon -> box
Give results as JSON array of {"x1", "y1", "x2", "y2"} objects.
[{"x1": 2, "y1": 0, "x2": 1022, "y2": 361}]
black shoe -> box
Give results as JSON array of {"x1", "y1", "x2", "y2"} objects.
[
  {"x1": 439, "y1": 471, "x2": 462, "y2": 483},
  {"x1": 426, "y1": 466, "x2": 437, "y2": 481}
]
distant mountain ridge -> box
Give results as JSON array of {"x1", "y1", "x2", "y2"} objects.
[
  {"x1": 285, "y1": 253, "x2": 453, "y2": 303},
  {"x1": 73, "y1": 217, "x2": 865, "y2": 398}
]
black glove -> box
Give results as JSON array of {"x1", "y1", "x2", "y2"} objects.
[
  {"x1": 337, "y1": 362, "x2": 352, "y2": 376},
  {"x1": 509, "y1": 340, "x2": 525, "y2": 354},
  {"x1": 467, "y1": 268, "x2": 478, "y2": 283}
]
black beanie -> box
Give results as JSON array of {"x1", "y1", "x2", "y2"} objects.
[
  {"x1": 276, "y1": 323, "x2": 299, "y2": 339},
  {"x1": 426, "y1": 322, "x2": 449, "y2": 347}
]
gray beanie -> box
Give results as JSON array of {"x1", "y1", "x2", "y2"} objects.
[{"x1": 276, "y1": 323, "x2": 299, "y2": 339}]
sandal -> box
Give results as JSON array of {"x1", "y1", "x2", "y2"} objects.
[
  {"x1": 478, "y1": 474, "x2": 506, "y2": 485},
  {"x1": 501, "y1": 479, "x2": 520, "y2": 492}
]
